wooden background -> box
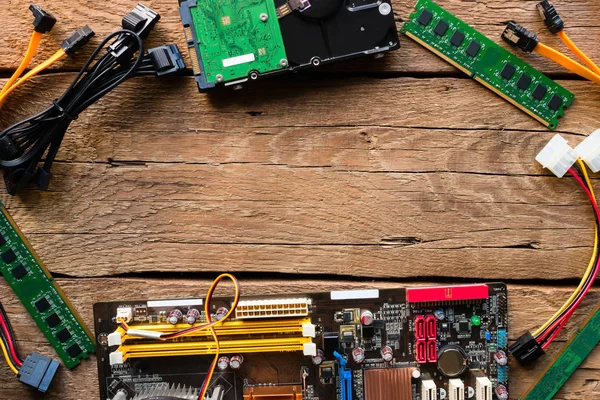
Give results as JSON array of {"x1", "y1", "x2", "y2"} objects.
[{"x1": 1, "y1": 0, "x2": 599, "y2": 398}]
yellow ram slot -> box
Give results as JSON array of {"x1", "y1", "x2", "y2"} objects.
[
  {"x1": 119, "y1": 317, "x2": 312, "y2": 343},
  {"x1": 117, "y1": 336, "x2": 311, "y2": 362}
]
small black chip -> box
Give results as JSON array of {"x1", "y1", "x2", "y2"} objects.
[
  {"x1": 45, "y1": 313, "x2": 61, "y2": 328},
  {"x1": 362, "y1": 326, "x2": 375, "y2": 338},
  {"x1": 34, "y1": 297, "x2": 51, "y2": 313},
  {"x1": 458, "y1": 321, "x2": 469, "y2": 332},
  {"x1": 342, "y1": 311, "x2": 353, "y2": 322},
  {"x1": 66, "y1": 343, "x2": 82, "y2": 358},
  {"x1": 450, "y1": 31, "x2": 465, "y2": 47},
  {"x1": 2, "y1": 249, "x2": 17, "y2": 263},
  {"x1": 532, "y1": 85, "x2": 548, "y2": 100},
  {"x1": 0, "y1": 233, "x2": 5, "y2": 246},
  {"x1": 434, "y1": 20, "x2": 449, "y2": 36},
  {"x1": 320, "y1": 366, "x2": 333, "y2": 379},
  {"x1": 466, "y1": 41, "x2": 481, "y2": 57},
  {"x1": 417, "y1": 10, "x2": 433, "y2": 26},
  {"x1": 517, "y1": 74, "x2": 532, "y2": 90},
  {"x1": 11, "y1": 264, "x2": 28, "y2": 279},
  {"x1": 500, "y1": 64, "x2": 516, "y2": 80},
  {"x1": 56, "y1": 328, "x2": 71, "y2": 343},
  {"x1": 548, "y1": 95, "x2": 563, "y2": 111}
]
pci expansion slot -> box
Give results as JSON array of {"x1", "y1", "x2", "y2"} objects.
[
  {"x1": 520, "y1": 305, "x2": 600, "y2": 400},
  {"x1": 400, "y1": 0, "x2": 574, "y2": 130},
  {"x1": 0, "y1": 203, "x2": 95, "y2": 368}
]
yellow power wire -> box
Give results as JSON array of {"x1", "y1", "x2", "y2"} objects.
[
  {"x1": 533, "y1": 159, "x2": 598, "y2": 337},
  {"x1": 0, "y1": 49, "x2": 67, "y2": 106},
  {"x1": 557, "y1": 31, "x2": 600, "y2": 76},
  {"x1": 0, "y1": 337, "x2": 19, "y2": 375},
  {"x1": 535, "y1": 43, "x2": 600, "y2": 85},
  {"x1": 1, "y1": 31, "x2": 44, "y2": 95}
]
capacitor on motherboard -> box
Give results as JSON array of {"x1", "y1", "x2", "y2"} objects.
[
  {"x1": 230, "y1": 355, "x2": 244, "y2": 370},
  {"x1": 360, "y1": 310, "x2": 374, "y2": 326},
  {"x1": 185, "y1": 308, "x2": 200, "y2": 324},
  {"x1": 217, "y1": 356, "x2": 230, "y2": 371},
  {"x1": 381, "y1": 346, "x2": 394, "y2": 362},
  {"x1": 434, "y1": 309, "x2": 446, "y2": 320},
  {"x1": 167, "y1": 309, "x2": 183, "y2": 325},
  {"x1": 352, "y1": 347, "x2": 365, "y2": 364},
  {"x1": 312, "y1": 349, "x2": 324, "y2": 365},
  {"x1": 495, "y1": 385, "x2": 509, "y2": 400},
  {"x1": 494, "y1": 350, "x2": 508, "y2": 366},
  {"x1": 215, "y1": 307, "x2": 229, "y2": 321}
]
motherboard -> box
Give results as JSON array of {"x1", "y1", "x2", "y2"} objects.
[{"x1": 94, "y1": 283, "x2": 508, "y2": 400}]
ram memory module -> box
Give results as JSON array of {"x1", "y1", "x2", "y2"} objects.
[
  {"x1": 400, "y1": 0, "x2": 574, "y2": 130},
  {"x1": 520, "y1": 305, "x2": 600, "y2": 400},
  {"x1": 0, "y1": 203, "x2": 95, "y2": 368}
]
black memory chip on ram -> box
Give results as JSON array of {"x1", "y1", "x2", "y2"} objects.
[
  {"x1": 517, "y1": 74, "x2": 532, "y2": 90},
  {"x1": 466, "y1": 41, "x2": 481, "y2": 57},
  {"x1": 417, "y1": 9, "x2": 433, "y2": 26},
  {"x1": 501, "y1": 64, "x2": 516, "y2": 80},
  {"x1": 434, "y1": 20, "x2": 449, "y2": 36},
  {"x1": 450, "y1": 31, "x2": 465, "y2": 47}
]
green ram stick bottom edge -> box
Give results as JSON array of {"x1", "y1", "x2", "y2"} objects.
[
  {"x1": 400, "y1": 0, "x2": 575, "y2": 130},
  {"x1": 520, "y1": 305, "x2": 600, "y2": 400},
  {"x1": 0, "y1": 203, "x2": 95, "y2": 369}
]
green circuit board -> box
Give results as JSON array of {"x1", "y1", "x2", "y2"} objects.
[
  {"x1": 521, "y1": 305, "x2": 600, "y2": 400},
  {"x1": 188, "y1": 0, "x2": 288, "y2": 85},
  {"x1": 0, "y1": 204, "x2": 95, "y2": 368},
  {"x1": 400, "y1": 0, "x2": 574, "y2": 130}
]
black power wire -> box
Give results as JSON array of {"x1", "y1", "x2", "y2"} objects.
[{"x1": 0, "y1": 4, "x2": 185, "y2": 195}]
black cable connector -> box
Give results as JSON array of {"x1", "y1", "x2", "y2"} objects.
[
  {"x1": 18, "y1": 353, "x2": 60, "y2": 393},
  {"x1": 29, "y1": 5, "x2": 56, "y2": 34},
  {"x1": 537, "y1": 1, "x2": 564, "y2": 34},
  {"x1": 61, "y1": 25, "x2": 96, "y2": 55},
  {"x1": 502, "y1": 22, "x2": 540, "y2": 53},
  {"x1": 109, "y1": 3, "x2": 161, "y2": 64},
  {"x1": 509, "y1": 331, "x2": 545, "y2": 365},
  {"x1": 148, "y1": 44, "x2": 186, "y2": 77}
]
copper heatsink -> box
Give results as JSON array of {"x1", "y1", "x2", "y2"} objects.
[{"x1": 364, "y1": 368, "x2": 413, "y2": 400}]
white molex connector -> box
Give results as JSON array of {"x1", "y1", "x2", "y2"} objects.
[
  {"x1": 575, "y1": 129, "x2": 600, "y2": 173},
  {"x1": 107, "y1": 331, "x2": 123, "y2": 346},
  {"x1": 421, "y1": 379, "x2": 437, "y2": 400},
  {"x1": 535, "y1": 134, "x2": 578, "y2": 178},
  {"x1": 448, "y1": 379, "x2": 465, "y2": 400},
  {"x1": 475, "y1": 376, "x2": 492, "y2": 400},
  {"x1": 115, "y1": 306, "x2": 133, "y2": 323},
  {"x1": 302, "y1": 322, "x2": 316, "y2": 338}
]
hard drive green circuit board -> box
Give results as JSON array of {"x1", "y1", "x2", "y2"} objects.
[
  {"x1": 181, "y1": 0, "x2": 288, "y2": 86},
  {"x1": 400, "y1": 0, "x2": 574, "y2": 130}
]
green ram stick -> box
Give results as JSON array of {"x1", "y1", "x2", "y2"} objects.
[
  {"x1": 0, "y1": 203, "x2": 95, "y2": 368},
  {"x1": 400, "y1": 0, "x2": 574, "y2": 130},
  {"x1": 520, "y1": 305, "x2": 600, "y2": 400}
]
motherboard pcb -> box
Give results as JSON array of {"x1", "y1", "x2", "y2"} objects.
[
  {"x1": 400, "y1": 0, "x2": 574, "y2": 130},
  {"x1": 178, "y1": 0, "x2": 400, "y2": 90},
  {"x1": 0, "y1": 203, "x2": 95, "y2": 368},
  {"x1": 94, "y1": 283, "x2": 508, "y2": 400}
]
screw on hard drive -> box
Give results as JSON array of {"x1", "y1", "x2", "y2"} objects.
[{"x1": 260, "y1": 13, "x2": 268, "y2": 22}]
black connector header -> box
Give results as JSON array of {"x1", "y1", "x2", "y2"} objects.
[
  {"x1": 537, "y1": 1, "x2": 564, "y2": 34},
  {"x1": 29, "y1": 5, "x2": 57, "y2": 33},
  {"x1": 502, "y1": 22, "x2": 540, "y2": 53},
  {"x1": 148, "y1": 44, "x2": 186, "y2": 77},
  {"x1": 509, "y1": 331, "x2": 545, "y2": 365},
  {"x1": 61, "y1": 26, "x2": 95, "y2": 55}
]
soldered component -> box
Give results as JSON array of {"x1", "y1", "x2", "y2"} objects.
[
  {"x1": 437, "y1": 345, "x2": 468, "y2": 377},
  {"x1": 475, "y1": 376, "x2": 492, "y2": 400},
  {"x1": 185, "y1": 308, "x2": 200, "y2": 324},
  {"x1": 352, "y1": 347, "x2": 365, "y2": 364},
  {"x1": 381, "y1": 346, "x2": 393, "y2": 362},
  {"x1": 360, "y1": 310, "x2": 374, "y2": 325},
  {"x1": 495, "y1": 385, "x2": 508, "y2": 400},
  {"x1": 312, "y1": 349, "x2": 324, "y2": 365},
  {"x1": 167, "y1": 309, "x2": 183, "y2": 325},
  {"x1": 230, "y1": 354, "x2": 244, "y2": 370},
  {"x1": 363, "y1": 368, "x2": 413, "y2": 400},
  {"x1": 243, "y1": 385, "x2": 302, "y2": 400},
  {"x1": 494, "y1": 350, "x2": 508, "y2": 366},
  {"x1": 421, "y1": 379, "x2": 437, "y2": 400},
  {"x1": 448, "y1": 379, "x2": 465, "y2": 400},
  {"x1": 217, "y1": 356, "x2": 229, "y2": 371}
]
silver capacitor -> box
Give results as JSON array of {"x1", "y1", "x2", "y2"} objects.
[
  {"x1": 360, "y1": 310, "x2": 374, "y2": 326},
  {"x1": 494, "y1": 350, "x2": 508, "y2": 366},
  {"x1": 167, "y1": 309, "x2": 183, "y2": 325},
  {"x1": 217, "y1": 356, "x2": 229, "y2": 371},
  {"x1": 495, "y1": 385, "x2": 509, "y2": 400},
  {"x1": 215, "y1": 307, "x2": 229, "y2": 321},
  {"x1": 185, "y1": 309, "x2": 200, "y2": 324},
  {"x1": 381, "y1": 346, "x2": 394, "y2": 362},
  {"x1": 230, "y1": 354, "x2": 244, "y2": 370},
  {"x1": 352, "y1": 347, "x2": 365, "y2": 364},
  {"x1": 312, "y1": 349, "x2": 325, "y2": 365}
]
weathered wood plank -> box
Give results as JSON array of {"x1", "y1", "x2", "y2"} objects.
[
  {"x1": 0, "y1": 278, "x2": 598, "y2": 399},
  {"x1": 1, "y1": 1, "x2": 599, "y2": 75}
]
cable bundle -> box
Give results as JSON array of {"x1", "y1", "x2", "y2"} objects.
[
  {"x1": 502, "y1": 1, "x2": 600, "y2": 85},
  {"x1": 0, "y1": 3, "x2": 185, "y2": 195},
  {"x1": 0, "y1": 303, "x2": 22, "y2": 375}
]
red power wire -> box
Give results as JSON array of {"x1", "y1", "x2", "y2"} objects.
[{"x1": 0, "y1": 311, "x2": 22, "y2": 367}]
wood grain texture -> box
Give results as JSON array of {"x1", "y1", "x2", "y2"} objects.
[{"x1": 0, "y1": 279, "x2": 599, "y2": 400}]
